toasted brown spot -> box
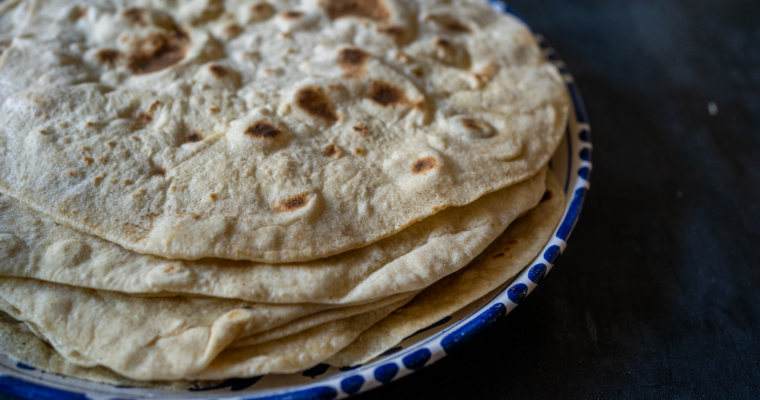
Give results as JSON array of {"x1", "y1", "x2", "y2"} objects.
[
  {"x1": 127, "y1": 31, "x2": 189, "y2": 75},
  {"x1": 245, "y1": 120, "x2": 280, "y2": 139},
  {"x1": 73, "y1": 5, "x2": 88, "y2": 19},
  {"x1": 106, "y1": 141, "x2": 116, "y2": 147},
  {"x1": 352, "y1": 123, "x2": 369, "y2": 136},
  {"x1": 61, "y1": 138, "x2": 71, "y2": 144},
  {"x1": 272, "y1": 191, "x2": 310, "y2": 213},
  {"x1": 224, "y1": 24, "x2": 243, "y2": 38},
  {"x1": 325, "y1": 0, "x2": 390, "y2": 21},
  {"x1": 411, "y1": 67, "x2": 423, "y2": 77},
  {"x1": 122, "y1": 7, "x2": 147, "y2": 27},
  {"x1": 81, "y1": 146, "x2": 90, "y2": 152},
  {"x1": 377, "y1": 24, "x2": 405, "y2": 38},
  {"x1": 82, "y1": 157, "x2": 94, "y2": 165},
  {"x1": 445, "y1": 20, "x2": 471, "y2": 33},
  {"x1": 461, "y1": 118, "x2": 484, "y2": 130},
  {"x1": 369, "y1": 81, "x2": 408, "y2": 106},
  {"x1": 337, "y1": 47, "x2": 369, "y2": 78},
  {"x1": 281, "y1": 32, "x2": 293, "y2": 39},
  {"x1": 39, "y1": 130, "x2": 48, "y2": 135},
  {"x1": 109, "y1": 179, "x2": 118, "y2": 184},
  {"x1": 67, "y1": 170, "x2": 78, "y2": 177},
  {"x1": 130, "y1": 136, "x2": 141, "y2": 141},
  {"x1": 295, "y1": 87, "x2": 338, "y2": 123},
  {"x1": 148, "y1": 101, "x2": 162, "y2": 113},
  {"x1": 208, "y1": 64, "x2": 228, "y2": 78},
  {"x1": 435, "y1": 37, "x2": 453, "y2": 50},
  {"x1": 170, "y1": 186, "x2": 177, "y2": 192},
  {"x1": 541, "y1": 190, "x2": 552, "y2": 202},
  {"x1": 93, "y1": 176, "x2": 103, "y2": 185},
  {"x1": 187, "y1": 132, "x2": 204, "y2": 143},
  {"x1": 353, "y1": 147, "x2": 364, "y2": 155},
  {"x1": 154, "y1": 167, "x2": 167, "y2": 177},
  {"x1": 208, "y1": 107, "x2": 220, "y2": 114},
  {"x1": 411, "y1": 156, "x2": 439, "y2": 174},
  {"x1": 492, "y1": 252, "x2": 505, "y2": 259},
  {"x1": 209, "y1": 193, "x2": 218, "y2": 201},
  {"x1": 282, "y1": 10, "x2": 304, "y2": 19},
  {"x1": 163, "y1": 265, "x2": 178, "y2": 274},
  {"x1": 135, "y1": 112, "x2": 152, "y2": 125},
  {"x1": 86, "y1": 122, "x2": 95, "y2": 127},
  {"x1": 251, "y1": 1, "x2": 275, "y2": 19},
  {"x1": 97, "y1": 156, "x2": 107, "y2": 164},
  {"x1": 95, "y1": 49, "x2": 122, "y2": 66},
  {"x1": 473, "y1": 62, "x2": 498, "y2": 84},
  {"x1": 123, "y1": 180, "x2": 134, "y2": 186},
  {"x1": 324, "y1": 144, "x2": 342, "y2": 158}
]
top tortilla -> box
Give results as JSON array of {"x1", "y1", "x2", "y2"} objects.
[{"x1": 0, "y1": 0, "x2": 568, "y2": 262}]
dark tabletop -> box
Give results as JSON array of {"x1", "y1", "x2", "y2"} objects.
[
  {"x1": 357, "y1": 0, "x2": 760, "y2": 398},
  {"x1": 4, "y1": 0, "x2": 759, "y2": 399}
]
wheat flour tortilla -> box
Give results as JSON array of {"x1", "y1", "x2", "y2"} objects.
[
  {"x1": 0, "y1": 0, "x2": 568, "y2": 263},
  {"x1": 0, "y1": 311, "x2": 221, "y2": 389},
  {"x1": 0, "y1": 294, "x2": 409, "y2": 383},
  {"x1": 0, "y1": 277, "x2": 413, "y2": 380},
  {"x1": 0, "y1": 169, "x2": 546, "y2": 305},
  {"x1": 327, "y1": 171, "x2": 565, "y2": 366}
]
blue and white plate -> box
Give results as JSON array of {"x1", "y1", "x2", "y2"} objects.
[{"x1": 0, "y1": 2, "x2": 591, "y2": 399}]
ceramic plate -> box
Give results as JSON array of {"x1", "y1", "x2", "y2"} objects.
[{"x1": 0, "y1": 2, "x2": 591, "y2": 398}]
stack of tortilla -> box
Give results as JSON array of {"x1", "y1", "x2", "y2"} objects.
[{"x1": 0, "y1": 0, "x2": 569, "y2": 388}]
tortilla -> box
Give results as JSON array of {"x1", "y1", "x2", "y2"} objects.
[
  {"x1": 0, "y1": 169, "x2": 546, "y2": 305},
  {"x1": 327, "y1": 171, "x2": 565, "y2": 366},
  {"x1": 0, "y1": 277, "x2": 412, "y2": 380},
  {"x1": 0, "y1": 310, "x2": 219, "y2": 389},
  {"x1": 0, "y1": 0, "x2": 568, "y2": 263}
]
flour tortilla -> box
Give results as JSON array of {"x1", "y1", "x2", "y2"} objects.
[
  {"x1": 0, "y1": 294, "x2": 409, "y2": 382},
  {"x1": 0, "y1": 0, "x2": 568, "y2": 263},
  {"x1": 0, "y1": 311, "x2": 219, "y2": 389},
  {"x1": 0, "y1": 277, "x2": 412, "y2": 380},
  {"x1": 328, "y1": 171, "x2": 565, "y2": 366},
  {"x1": 0, "y1": 169, "x2": 546, "y2": 305}
]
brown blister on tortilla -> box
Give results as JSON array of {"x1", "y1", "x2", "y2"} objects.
[
  {"x1": 426, "y1": 14, "x2": 472, "y2": 33},
  {"x1": 245, "y1": 120, "x2": 280, "y2": 139},
  {"x1": 473, "y1": 62, "x2": 499, "y2": 85},
  {"x1": 122, "y1": 7, "x2": 147, "y2": 27},
  {"x1": 127, "y1": 31, "x2": 189, "y2": 75},
  {"x1": 251, "y1": 1, "x2": 275, "y2": 21},
  {"x1": 134, "y1": 112, "x2": 152, "y2": 125},
  {"x1": 208, "y1": 64, "x2": 229, "y2": 78},
  {"x1": 186, "y1": 132, "x2": 204, "y2": 143},
  {"x1": 411, "y1": 156, "x2": 439, "y2": 175},
  {"x1": 352, "y1": 123, "x2": 369, "y2": 136},
  {"x1": 377, "y1": 24, "x2": 405, "y2": 39},
  {"x1": 296, "y1": 87, "x2": 339, "y2": 123},
  {"x1": 281, "y1": 10, "x2": 304, "y2": 20},
  {"x1": 324, "y1": 144, "x2": 343, "y2": 158},
  {"x1": 272, "y1": 191, "x2": 310, "y2": 213},
  {"x1": 224, "y1": 24, "x2": 243, "y2": 39},
  {"x1": 95, "y1": 49, "x2": 122, "y2": 66},
  {"x1": 325, "y1": 0, "x2": 390, "y2": 21},
  {"x1": 337, "y1": 47, "x2": 369, "y2": 79},
  {"x1": 153, "y1": 167, "x2": 167, "y2": 177},
  {"x1": 368, "y1": 81, "x2": 408, "y2": 107}
]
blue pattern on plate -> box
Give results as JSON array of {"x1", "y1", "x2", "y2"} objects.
[
  {"x1": 441, "y1": 303, "x2": 507, "y2": 354},
  {"x1": 579, "y1": 129, "x2": 591, "y2": 142},
  {"x1": 0, "y1": 376, "x2": 88, "y2": 400},
  {"x1": 253, "y1": 386, "x2": 337, "y2": 400},
  {"x1": 578, "y1": 166, "x2": 590, "y2": 180},
  {"x1": 373, "y1": 363, "x2": 399, "y2": 384},
  {"x1": 507, "y1": 284, "x2": 529, "y2": 304},
  {"x1": 528, "y1": 264, "x2": 547, "y2": 284},
  {"x1": 556, "y1": 187, "x2": 588, "y2": 241},
  {"x1": 402, "y1": 349, "x2": 432, "y2": 370},
  {"x1": 543, "y1": 245, "x2": 561, "y2": 264},
  {"x1": 567, "y1": 83, "x2": 588, "y2": 124},
  {"x1": 14, "y1": 363, "x2": 34, "y2": 371},
  {"x1": 580, "y1": 147, "x2": 591, "y2": 161},
  {"x1": 340, "y1": 376, "x2": 364, "y2": 395}
]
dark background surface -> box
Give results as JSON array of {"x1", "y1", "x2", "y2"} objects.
[
  {"x1": 356, "y1": 0, "x2": 760, "y2": 398},
  {"x1": 2, "y1": 0, "x2": 759, "y2": 399}
]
